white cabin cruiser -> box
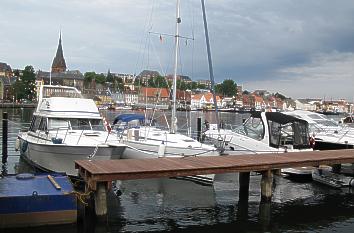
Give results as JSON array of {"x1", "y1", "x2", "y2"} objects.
[
  {"x1": 16, "y1": 85, "x2": 126, "y2": 176},
  {"x1": 205, "y1": 111, "x2": 313, "y2": 176},
  {"x1": 284, "y1": 110, "x2": 354, "y2": 150}
]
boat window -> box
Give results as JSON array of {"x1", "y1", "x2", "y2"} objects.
[
  {"x1": 38, "y1": 118, "x2": 47, "y2": 131},
  {"x1": 235, "y1": 116, "x2": 264, "y2": 141},
  {"x1": 68, "y1": 119, "x2": 104, "y2": 131},
  {"x1": 30, "y1": 116, "x2": 41, "y2": 132},
  {"x1": 268, "y1": 120, "x2": 310, "y2": 149},
  {"x1": 48, "y1": 118, "x2": 69, "y2": 130}
]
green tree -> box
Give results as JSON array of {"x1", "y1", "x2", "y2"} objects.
[
  {"x1": 95, "y1": 73, "x2": 106, "y2": 84},
  {"x1": 84, "y1": 72, "x2": 96, "y2": 88},
  {"x1": 222, "y1": 79, "x2": 237, "y2": 97},
  {"x1": 12, "y1": 65, "x2": 36, "y2": 101}
]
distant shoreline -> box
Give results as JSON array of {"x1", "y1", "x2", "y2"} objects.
[{"x1": 0, "y1": 103, "x2": 36, "y2": 108}]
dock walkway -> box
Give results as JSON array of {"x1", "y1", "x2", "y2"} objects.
[{"x1": 75, "y1": 149, "x2": 354, "y2": 216}]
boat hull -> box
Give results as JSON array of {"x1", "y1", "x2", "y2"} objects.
[
  {"x1": 314, "y1": 141, "x2": 354, "y2": 150},
  {"x1": 121, "y1": 140, "x2": 219, "y2": 159},
  {"x1": 18, "y1": 137, "x2": 125, "y2": 176}
]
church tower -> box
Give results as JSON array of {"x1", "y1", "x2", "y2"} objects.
[{"x1": 51, "y1": 32, "x2": 67, "y2": 73}]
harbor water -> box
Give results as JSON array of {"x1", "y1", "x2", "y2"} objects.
[{"x1": 1, "y1": 108, "x2": 354, "y2": 233}]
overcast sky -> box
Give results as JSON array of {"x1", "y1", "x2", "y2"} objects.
[{"x1": 1, "y1": 0, "x2": 354, "y2": 100}]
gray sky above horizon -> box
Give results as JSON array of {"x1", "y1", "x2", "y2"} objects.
[{"x1": 1, "y1": 0, "x2": 354, "y2": 100}]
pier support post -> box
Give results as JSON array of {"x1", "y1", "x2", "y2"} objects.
[
  {"x1": 260, "y1": 170, "x2": 273, "y2": 202},
  {"x1": 197, "y1": 117, "x2": 202, "y2": 142},
  {"x1": 2, "y1": 112, "x2": 8, "y2": 164},
  {"x1": 94, "y1": 182, "x2": 108, "y2": 218},
  {"x1": 239, "y1": 172, "x2": 250, "y2": 201}
]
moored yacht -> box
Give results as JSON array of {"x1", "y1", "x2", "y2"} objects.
[
  {"x1": 16, "y1": 85, "x2": 126, "y2": 176},
  {"x1": 205, "y1": 111, "x2": 314, "y2": 176},
  {"x1": 113, "y1": 113, "x2": 219, "y2": 159},
  {"x1": 283, "y1": 110, "x2": 354, "y2": 150}
]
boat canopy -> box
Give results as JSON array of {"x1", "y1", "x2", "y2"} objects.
[
  {"x1": 113, "y1": 114, "x2": 145, "y2": 124},
  {"x1": 251, "y1": 111, "x2": 308, "y2": 125}
]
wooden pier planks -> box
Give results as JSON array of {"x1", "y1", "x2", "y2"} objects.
[{"x1": 76, "y1": 149, "x2": 354, "y2": 190}]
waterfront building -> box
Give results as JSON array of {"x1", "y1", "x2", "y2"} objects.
[
  {"x1": 0, "y1": 62, "x2": 15, "y2": 101},
  {"x1": 0, "y1": 62, "x2": 13, "y2": 77},
  {"x1": 138, "y1": 87, "x2": 170, "y2": 106},
  {"x1": 191, "y1": 93, "x2": 222, "y2": 109}
]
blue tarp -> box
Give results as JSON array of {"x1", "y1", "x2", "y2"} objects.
[{"x1": 113, "y1": 114, "x2": 145, "y2": 124}]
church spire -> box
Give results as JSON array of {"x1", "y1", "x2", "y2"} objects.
[{"x1": 51, "y1": 31, "x2": 67, "y2": 73}]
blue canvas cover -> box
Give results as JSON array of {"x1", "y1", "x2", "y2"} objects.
[{"x1": 113, "y1": 113, "x2": 145, "y2": 125}]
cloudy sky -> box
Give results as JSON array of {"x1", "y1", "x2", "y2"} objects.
[{"x1": 1, "y1": 0, "x2": 354, "y2": 100}]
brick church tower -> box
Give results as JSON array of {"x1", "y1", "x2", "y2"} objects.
[{"x1": 51, "y1": 32, "x2": 67, "y2": 73}]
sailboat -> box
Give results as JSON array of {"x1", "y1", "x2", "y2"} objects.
[{"x1": 113, "y1": 0, "x2": 219, "y2": 161}]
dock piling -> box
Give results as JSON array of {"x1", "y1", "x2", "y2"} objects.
[
  {"x1": 197, "y1": 117, "x2": 202, "y2": 142},
  {"x1": 94, "y1": 182, "x2": 108, "y2": 218},
  {"x1": 260, "y1": 170, "x2": 273, "y2": 202},
  {"x1": 2, "y1": 112, "x2": 8, "y2": 164},
  {"x1": 239, "y1": 172, "x2": 250, "y2": 201}
]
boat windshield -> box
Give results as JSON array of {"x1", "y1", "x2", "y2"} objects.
[
  {"x1": 234, "y1": 116, "x2": 264, "y2": 141},
  {"x1": 48, "y1": 118, "x2": 104, "y2": 131}
]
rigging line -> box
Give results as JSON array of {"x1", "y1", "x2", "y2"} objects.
[{"x1": 134, "y1": 0, "x2": 156, "y2": 77}]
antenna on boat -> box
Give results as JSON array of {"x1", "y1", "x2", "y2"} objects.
[
  {"x1": 170, "y1": 0, "x2": 181, "y2": 134},
  {"x1": 201, "y1": 0, "x2": 221, "y2": 135}
]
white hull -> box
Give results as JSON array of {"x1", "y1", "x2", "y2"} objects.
[
  {"x1": 121, "y1": 139, "x2": 219, "y2": 159},
  {"x1": 18, "y1": 136, "x2": 125, "y2": 176}
]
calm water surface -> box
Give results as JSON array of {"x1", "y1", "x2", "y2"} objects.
[{"x1": 1, "y1": 108, "x2": 354, "y2": 233}]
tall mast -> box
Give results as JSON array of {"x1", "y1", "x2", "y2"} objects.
[
  {"x1": 201, "y1": 0, "x2": 220, "y2": 134},
  {"x1": 171, "y1": 0, "x2": 181, "y2": 134}
]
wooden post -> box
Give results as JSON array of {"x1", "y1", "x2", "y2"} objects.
[
  {"x1": 2, "y1": 112, "x2": 8, "y2": 164},
  {"x1": 239, "y1": 172, "x2": 250, "y2": 201},
  {"x1": 197, "y1": 117, "x2": 202, "y2": 142},
  {"x1": 94, "y1": 182, "x2": 108, "y2": 218},
  {"x1": 259, "y1": 201, "x2": 271, "y2": 231},
  {"x1": 260, "y1": 170, "x2": 273, "y2": 202}
]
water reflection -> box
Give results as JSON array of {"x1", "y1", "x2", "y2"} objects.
[{"x1": 1, "y1": 108, "x2": 354, "y2": 233}]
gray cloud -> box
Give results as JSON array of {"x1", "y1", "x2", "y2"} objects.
[{"x1": 1, "y1": 0, "x2": 354, "y2": 100}]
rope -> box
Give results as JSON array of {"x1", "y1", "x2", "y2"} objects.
[{"x1": 70, "y1": 190, "x2": 93, "y2": 206}]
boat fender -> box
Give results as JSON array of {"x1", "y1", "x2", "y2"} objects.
[
  {"x1": 158, "y1": 141, "x2": 166, "y2": 158},
  {"x1": 21, "y1": 141, "x2": 28, "y2": 153},
  {"x1": 350, "y1": 178, "x2": 354, "y2": 187},
  {"x1": 16, "y1": 173, "x2": 35, "y2": 180},
  {"x1": 15, "y1": 137, "x2": 20, "y2": 151}
]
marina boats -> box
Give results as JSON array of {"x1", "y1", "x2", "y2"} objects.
[
  {"x1": 205, "y1": 111, "x2": 314, "y2": 176},
  {"x1": 16, "y1": 85, "x2": 126, "y2": 176},
  {"x1": 112, "y1": 0, "x2": 220, "y2": 163},
  {"x1": 283, "y1": 110, "x2": 354, "y2": 150}
]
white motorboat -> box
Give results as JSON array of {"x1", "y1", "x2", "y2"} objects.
[
  {"x1": 284, "y1": 110, "x2": 354, "y2": 150},
  {"x1": 16, "y1": 85, "x2": 126, "y2": 176},
  {"x1": 205, "y1": 111, "x2": 314, "y2": 177},
  {"x1": 113, "y1": 114, "x2": 219, "y2": 159}
]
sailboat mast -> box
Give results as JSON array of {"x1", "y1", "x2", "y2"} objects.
[
  {"x1": 171, "y1": 0, "x2": 181, "y2": 134},
  {"x1": 201, "y1": 0, "x2": 220, "y2": 134}
]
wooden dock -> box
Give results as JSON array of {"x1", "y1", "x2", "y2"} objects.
[{"x1": 75, "y1": 149, "x2": 354, "y2": 216}]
